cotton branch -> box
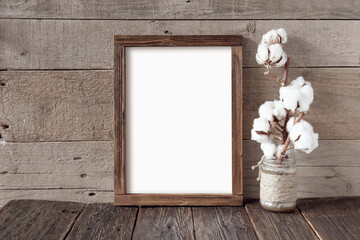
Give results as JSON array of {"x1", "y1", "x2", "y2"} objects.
[
  {"x1": 264, "y1": 55, "x2": 291, "y2": 86},
  {"x1": 279, "y1": 112, "x2": 306, "y2": 162}
]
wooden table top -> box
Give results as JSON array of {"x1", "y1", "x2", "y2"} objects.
[{"x1": 0, "y1": 197, "x2": 359, "y2": 239}]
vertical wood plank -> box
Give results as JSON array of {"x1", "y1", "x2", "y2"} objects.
[
  {"x1": 0, "y1": 200, "x2": 85, "y2": 240},
  {"x1": 132, "y1": 207, "x2": 195, "y2": 240},
  {"x1": 192, "y1": 207, "x2": 257, "y2": 239},
  {"x1": 114, "y1": 44, "x2": 126, "y2": 194},
  {"x1": 232, "y1": 46, "x2": 243, "y2": 195},
  {"x1": 245, "y1": 202, "x2": 318, "y2": 240},
  {"x1": 297, "y1": 198, "x2": 360, "y2": 240},
  {"x1": 66, "y1": 203, "x2": 138, "y2": 240}
]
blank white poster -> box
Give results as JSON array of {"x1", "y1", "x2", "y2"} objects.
[{"x1": 126, "y1": 47, "x2": 232, "y2": 193}]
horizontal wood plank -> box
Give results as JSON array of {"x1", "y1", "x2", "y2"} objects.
[
  {"x1": 245, "y1": 202, "x2": 318, "y2": 240},
  {"x1": 132, "y1": 207, "x2": 194, "y2": 240},
  {"x1": 0, "y1": 141, "x2": 113, "y2": 190},
  {"x1": 0, "y1": 68, "x2": 358, "y2": 142},
  {"x1": 1, "y1": 20, "x2": 359, "y2": 69},
  {"x1": 115, "y1": 194, "x2": 243, "y2": 206},
  {"x1": 0, "y1": 189, "x2": 113, "y2": 207},
  {"x1": 0, "y1": 200, "x2": 85, "y2": 240},
  {"x1": 66, "y1": 203, "x2": 138, "y2": 240},
  {"x1": 192, "y1": 207, "x2": 257, "y2": 239},
  {"x1": 0, "y1": 0, "x2": 359, "y2": 19},
  {"x1": 0, "y1": 70, "x2": 114, "y2": 142},
  {"x1": 297, "y1": 198, "x2": 360, "y2": 240},
  {"x1": 0, "y1": 141, "x2": 359, "y2": 205},
  {"x1": 243, "y1": 67, "x2": 360, "y2": 140}
]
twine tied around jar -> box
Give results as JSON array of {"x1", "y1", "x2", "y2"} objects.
[{"x1": 251, "y1": 155, "x2": 266, "y2": 181}]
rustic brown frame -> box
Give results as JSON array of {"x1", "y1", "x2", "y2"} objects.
[{"x1": 114, "y1": 35, "x2": 243, "y2": 206}]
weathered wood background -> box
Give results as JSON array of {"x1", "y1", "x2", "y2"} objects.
[{"x1": 0, "y1": 1, "x2": 359, "y2": 206}]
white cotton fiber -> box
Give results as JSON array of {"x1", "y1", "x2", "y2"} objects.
[
  {"x1": 261, "y1": 142, "x2": 276, "y2": 159},
  {"x1": 268, "y1": 44, "x2": 283, "y2": 63},
  {"x1": 293, "y1": 131, "x2": 319, "y2": 154},
  {"x1": 273, "y1": 100, "x2": 286, "y2": 120},
  {"x1": 275, "y1": 51, "x2": 287, "y2": 67},
  {"x1": 286, "y1": 117, "x2": 296, "y2": 132},
  {"x1": 279, "y1": 85, "x2": 301, "y2": 112},
  {"x1": 289, "y1": 120, "x2": 314, "y2": 142},
  {"x1": 290, "y1": 76, "x2": 305, "y2": 87},
  {"x1": 289, "y1": 77, "x2": 314, "y2": 112},
  {"x1": 276, "y1": 28, "x2": 288, "y2": 44},
  {"x1": 251, "y1": 129, "x2": 271, "y2": 143},
  {"x1": 253, "y1": 118, "x2": 270, "y2": 132},
  {"x1": 261, "y1": 29, "x2": 279, "y2": 45},
  {"x1": 298, "y1": 84, "x2": 314, "y2": 112},
  {"x1": 256, "y1": 43, "x2": 269, "y2": 65},
  {"x1": 259, "y1": 101, "x2": 275, "y2": 121}
]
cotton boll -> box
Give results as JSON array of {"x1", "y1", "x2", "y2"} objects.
[
  {"x1": 261, "y1": 29, "x2": 280, "y2": 45},
  {"x1": 290, "y1": 76, "x2": 305, "y2": 87},
  {"x1": 253, "y1": 118, "x2": 270, "y2": 132},
  {"x1": 309, "y1": 133, "x2": 319, "y2": 153},
  {"x1": 273, "y1": 100, "x2": 286, "y2": 120},
  {"x1": 289, "y1": 120, "x2": 314, "y2": 142},
  {"x1": 261, "y1": 142, "x2": 276, "y2": 159},
  {"x1": 276, "y1": 28, "x2": 288, "y2": 44},
  {"x1": 293, "y1": 130, "x2": 319, "y2": 154},
  {"x1": 275, "y1": 51, "x2": 287, "y2": 68},
  {"x1": 268, "y1": 44, "x2": 283, "y2": 63},
  {"x1": 298, "y1": 84, "x2": 314, "y2": 112},
  {"x1": 279, "y1": 85, "x2": 301, "y2": 112},
  {"x1": 286, "y1": 117, "x2": 296, "y2": 132},
  {"x1": 259, "y1": 101, "x2": 275, "y2": 121},
  {"x1": 251, "y1": 129, "x2": 271, "y2": 143},
  {"x1": 256, "y1": 43, "x2": 269, "y2": 65}
]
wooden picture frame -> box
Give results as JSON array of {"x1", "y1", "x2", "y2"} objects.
[{"x1": 114, "y1": 35, "x2": 243, "y2": 206}]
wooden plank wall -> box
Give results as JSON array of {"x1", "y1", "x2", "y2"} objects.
[{"x1": 0, "y1": 1, "x2": 359, "y2": 206}]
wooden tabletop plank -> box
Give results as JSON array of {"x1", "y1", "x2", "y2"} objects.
[
  {"x1": 0, "y1": 200, "x2": 85, "y2": 240},
  {"x1": 192, "y1": 207, "x2": 257, "y2": 240},
  {"x1": 132, "y1": 207, "x2": 195, "y2": 240},
  {"x1": 297, "y1": 198, "x2": 360, "y2": 240},
  {"x1": 66, "y1": 203, "x2": 138, "y2": 240},
  {"x1": 245, "y1": 202, "x2": 318, "y2": 240}
]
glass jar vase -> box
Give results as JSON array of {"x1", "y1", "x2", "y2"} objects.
[{"x1": 260, "y1": 158, "x2": 297, "y2": 212}]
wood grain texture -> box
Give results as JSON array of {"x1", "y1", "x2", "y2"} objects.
[
  {"x1": 66, "y1": 203, "x2": 138, "y2": 240},
  {"x1": 115, "y1": 194, "x2": 243, "y2": 206},
  {"x1": 0, "y1": 200, "x2": 85, "y2": 240},
  {"x1": 192, "y1": 207, "x2": 257, "y2": 239},
  {"x1": 243, "y1": 68, "x2": 360, "y2": 140},
  {"x1": 0, "y1": 141, "x2": 113, "y2": 190},
  {"x1": 0, "y1": 140, "x2": 359, "y2": 205},
  {"x1": 132, "y1": 207, "x2": 194, "y2": 240},
  {"x1": 115, "y1": 35, "x2": 242, "y2": 46},
  {"x1": 0, "y1": 70, "x2": 113, "y2": 142},
  {"x1": 114, "y1": 44, "x2": 126, "y2": 194},
  {"x1": 297, "y1": 198, "x2": 360, "y2": 240},
  {"x1": 0, "y1": 189, "x2": 113, "y2": 207},
  {"x1": 245, "y1": 202, "x2": 318, "y2": 240},
  {"x1": 232, "y1": 46, "x2": 243, "y2": 195},
  {"x1": 1, "y1": 20, "x2": 359, "y2": 69},
  {"x1": 1, "y1": 0, "x2": 359, "y2": 19},
  {"x1": 0, "y1": 68, "x2": 358, "y2": 142}
]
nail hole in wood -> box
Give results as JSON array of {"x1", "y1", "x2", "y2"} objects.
[{"x1": 89, "y1": 192, "x2": 96, "y2": 196}]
